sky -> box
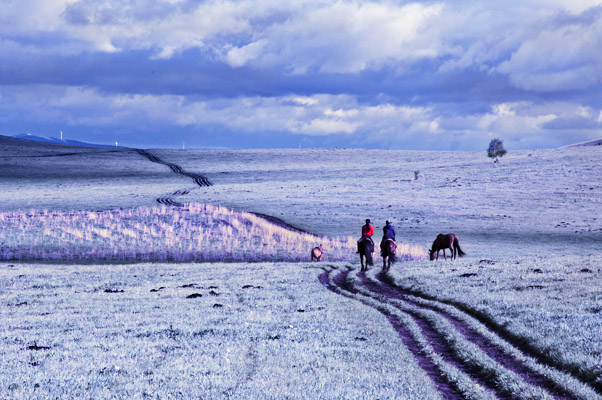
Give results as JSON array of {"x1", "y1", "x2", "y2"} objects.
[{"x1": 0, "y1": 0, "x2": 601, "y2": 150}]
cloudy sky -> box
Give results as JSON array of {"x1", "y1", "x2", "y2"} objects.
[{"x1": 1, "y1": 0, "x2": 601, "y2": 150}]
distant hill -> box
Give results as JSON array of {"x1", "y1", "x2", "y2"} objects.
[
  {"x1": 560, "y1": 138, "x2": 602, "y2": 148},
  {"x1": 12, "y1": 133, "x2": 126, "y2": 148}
]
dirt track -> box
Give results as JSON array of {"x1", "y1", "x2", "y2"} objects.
[
  {"x1": 320, "y1": 266, "x2": 600, "y2": 400},
  {"x1": 136, "y1": 149, "x2": 212, "y2": 188},
  {"x1": 136, "y1": 149, "x2": 311, "y2": 234}
]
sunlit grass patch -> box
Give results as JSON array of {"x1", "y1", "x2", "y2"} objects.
[
  {"x1": 0, "y1": 204, "x2": 352, "y2": 262},
  {"x1": 0, "y1": 203, "x2": 427, "y2": 263}
]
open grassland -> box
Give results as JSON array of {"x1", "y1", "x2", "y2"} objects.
[
  {"x1": 0, "y1": 262, "x2": 441, "y2": 400},
  {"x1": 152, "y1": 147, "x2": 602, "y2": 256},
  {"x1": 2, "y1": 258, "x2": 600, "y2": 399},
  {"x1": 1, "y1": 136, "x2": 601, "y2": 398}
]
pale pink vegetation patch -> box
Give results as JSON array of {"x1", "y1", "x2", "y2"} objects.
[{"x1": 0, "y1": 204, "x2": 426, "y2": 262}]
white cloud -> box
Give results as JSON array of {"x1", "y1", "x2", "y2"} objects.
[
  {"x1": 0, "y1": 85, "x2": 434, "y2": 136},
  {"x1": 496, "y1": 18, "x2": 602, "y2": 91},
  {"x1": 2, "y1": 84, "x2": 600, "y2": 148},
  {"x1": 477, "y1": 102, "x2": 557, "y2": 132},
  {"x1": 239, "y1": 1, "x2": 443, "y2": 73},
  {"x1": 2, "y1": 0, "x2": 601, "y2": 88},
  {"x1": 225, "y1": 40, "x2": 268, "y2": 68},
  {"x1": 295, "y1": 118, "x2": 359, "y2": 135},
  {"x1": 324, "y1": 108, "x2": 359, "y2": 118}
]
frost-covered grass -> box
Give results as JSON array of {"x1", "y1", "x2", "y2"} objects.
[
  {"x1": 1, "y1": 137, "x2": 601, "y2": 397},
  {"x1": 0, "y1": 204, "x2": 373, "y2": 262},
  {"x1": 386, "y1": 254, "x2": 602, "y2": 388},
  {"x1": 154, "y1": 147, "x2": 602, "y2": 255},
  {"x1": 0, "y1": 262, "x2": 441, "y2": 399}
]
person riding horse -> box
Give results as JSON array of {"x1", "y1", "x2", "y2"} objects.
[
  {"x1": 357, "y1": 219, "x2": 374, "y2": 253},
  {"x1": 380, "y1": 220, "x2": 396, "y2": 255}
]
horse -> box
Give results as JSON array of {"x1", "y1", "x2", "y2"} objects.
[
  {"x1": 381, "y1": 239, "x2": 397, "y2": 271},
  {"x1": 358, "y1": 238, "x2": 374, "y2": 271},
  {"x1": 311, "y1": 244, "x2": 324, "y2": 262},
  {"x1": 429, "y1": 233, "x2": 466, "y2": 261}
]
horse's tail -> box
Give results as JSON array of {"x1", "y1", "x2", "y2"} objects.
[{"x1": 454, "y1": 237, "x2": 466, "y2": 257}]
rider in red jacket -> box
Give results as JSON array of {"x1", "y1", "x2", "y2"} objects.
[{"x1": 357, "y1": 219, "x2": 374, "y2": 252}]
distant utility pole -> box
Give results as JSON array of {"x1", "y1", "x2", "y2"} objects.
[
  {"x1": 183, "y1": 142, "x2": 185, "y2": 150},
  {"x1": 60, "y1": 130, "x2": 63, "y2": 140}
]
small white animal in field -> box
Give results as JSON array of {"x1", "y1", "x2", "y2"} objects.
[{"x1": 311, "y1": 244, "x2": 324, "y2": 262}]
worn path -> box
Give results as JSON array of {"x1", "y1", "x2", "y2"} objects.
[{"x1": 320, "y1": 266, "x2": 601, "y2": 400}]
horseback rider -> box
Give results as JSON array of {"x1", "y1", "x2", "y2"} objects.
[
  {"x1": 380, "y1": 220, "x2": 396, "y2": 255},
  {"x1": 357, "y1": 219, "x2": 374, "y2": 253}
]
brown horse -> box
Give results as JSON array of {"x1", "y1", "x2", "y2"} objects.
[
  {"x1": 429, "y1": 234, "x2": 465, "y2": 261},
  {"x1": 358, "y1": 238, "x2": 374, "y2": 271},
  {"x1": 381, "y1": 239, "x2": 397, "y2": 271},
  {"x1": 311, "y1": 244, "x2": 324, "y2": 262}
]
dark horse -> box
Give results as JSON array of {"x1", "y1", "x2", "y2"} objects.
[
  {"x1": 358, "y1": 238, "x2": 374, "y2": 271},
  {"x1": 381, "y1": 239, "x2": 397, "y2": 271},
  {"x1": 429, "y1": 233, "x2": 466, "y2": 261}
]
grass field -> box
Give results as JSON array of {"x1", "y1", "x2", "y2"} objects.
[
  {"x1": 1, "y1": 135, "x2": 601, "y2": 399},
  {"x1": 1, "y1": 261, "x2": 441, "y2": 399}
]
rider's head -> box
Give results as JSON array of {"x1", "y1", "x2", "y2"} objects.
[
  {"x1": 365, "y1": 219, "x2": 370, "y2": 224},
  {"x1": 386, "y1": 220, "x2": 391, "y2": 225}
]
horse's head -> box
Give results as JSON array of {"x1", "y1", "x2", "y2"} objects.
[
  {"x1": 428, "y1": 249, "x2": 434, "y2": 261},
  {"x1": 318, "y1": 244, "x2": 324, "y2": 251}
]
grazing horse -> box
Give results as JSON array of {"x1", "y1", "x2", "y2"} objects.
[
  {"x1": 311, "y1": 244, "x2": 324, "y2": 262},
  {"x1": 429, "y1": 233, "x2": 466, "y2": 261},
  {"x1": 381, "y1": 239, "x2": 397, "y2": 271},
  {"x1": 358, "y1": 238, "x2": 374, "y2": 271}
]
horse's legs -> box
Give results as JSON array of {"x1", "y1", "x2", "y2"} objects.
[{"x1": 443, "y1": 249, "x2": 447, "y2": 260}]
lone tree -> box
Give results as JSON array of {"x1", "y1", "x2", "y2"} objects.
[{"x1": 487, "y1": 138, "x2": 507, "y2": 163}]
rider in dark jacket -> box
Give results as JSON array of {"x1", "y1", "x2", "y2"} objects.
[
  {"x1": 380, "y1": 220, "x2": 396, "y2": 255},
  {"x1": 382, "y1": 220, "x2": 396, "y2": 241}
]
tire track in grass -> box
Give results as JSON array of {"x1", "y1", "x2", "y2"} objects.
[
  {"x1": 136, "y1": 149, "x2": 212, "y2": 186},
  {"x1": 136, "y1": 148, "x2": 211, "y2": 207},
  {"x1": 136, "y1": 149, "x2": 312, "y2": 235},
  {"x1": 331, "y1": 268, "x2": 513, "y2": 399},
  {"x1": 359, "y1": 272, "x2": 579, "y2": 400},
  {"x1": 321, "y1": 267, "x2": 599, "y2": 400},
  {"x1": 319, "y1": 268, "x2": 466, "y2": 400},
  {"x1": 376, "y1": 272, "x2": 602, "y2": 398}
]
